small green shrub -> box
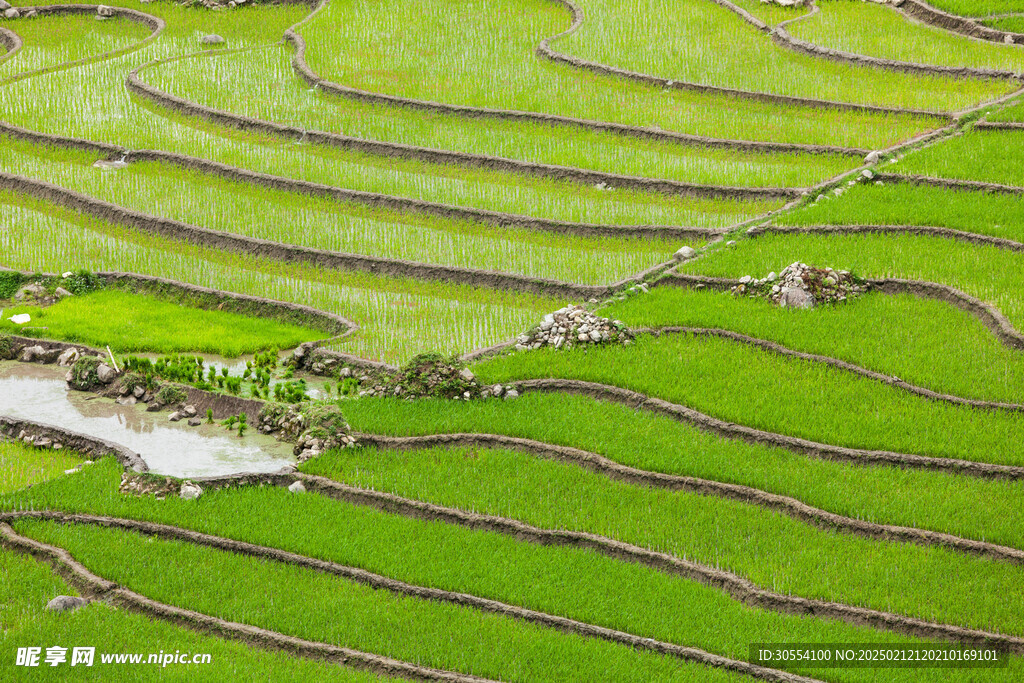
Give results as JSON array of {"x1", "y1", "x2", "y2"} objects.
[
  {"x1": 0, "y1": 272, "x2": 25, "y2": 300},
  {"x1": 155, "y1": 385, "x2": 187, "y2": 407},
  {"x1": 0, "y1": 334, "x2": 13, "y2": 361},
  {"x1": 68, "y1": 356, "x2": 101, "y2": 391}
]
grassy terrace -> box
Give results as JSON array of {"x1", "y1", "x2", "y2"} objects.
[
  {"x1": 0, "y1": 197, "x2": 560, "y2": 364},
  {"x1": 891, "y1": 128, "x2": 1024, "y2": 187},
  {"x1": 548, "y1": 0, "x2": 1011, "y2": 109},
  {"x1": 927, "y1": 0, "x2": 1024, "y2": 17},
  {"x1": 0, "y1": 289, "x2": 325, "y2": 356},
  {"x1": 788, "y1": 0, "x2": 1024, "y2": 74},
  {"x1": 602, "y1": 287, "x2": 1024, "y2": 405},
  {"x1": 142, "y1": 46, "x2": 859, "y2": 189},
  {"x1": 677, "y1": 231, "x2": 1024, "y2": 332},
  {"x1": 0, "y1": 546, "x2": 390, "y2": 681},
  {"x1": 341, "y1": 395, "x2": 1024, "y2": 551},
  {"x1": 8, "y1": 464, "x2": 1022, "y2": 682},
  {"x1": 299, "y1": 0, "x2": 946, "y2": 147},
  {"x1": 985, "y1": 16, "x2": 1024, "y2": 32},
  {"x1": 0, "y1": 441, "x2": 81, "y2": 493},
  {"x1": 0, "y1": 4, "x2": 779, "y2": 229},
  {"x1": 472, "y1": 333, "x2": 1024, "y2": 465},
  {"x1": 12, "y1": 517, "x2": 750, "y2": 682},
  {"x1": 0, "y1": 13, "x2": 149, "y2": 80},
  {"x1": 779, "y1": 181, "x2": 1024, "y2": 242},
  {"x1": 0, "y1": 142, "x2": 682, "y2": 286}
]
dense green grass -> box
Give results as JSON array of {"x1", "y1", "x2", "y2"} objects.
[
  {"x1": 300, "y1": 443, "x2": 1024, "y2": 638},
  {"x1": 13, "y1": 518, "x2": 750, "y2": 682},
  {"x1": 781, "y1": 181, "x2": 1024, "y2": 242},
  {"x1": 789, "y1": 0, "x2": 1024, "y2": 74},
  {"x1": 7, "y1": 460, "x2": 1016, "y2": 683},
  {"x1": 340, "y1": 394, "x2": 1024, "y2": 552},
  {"x1": 678, "y1": 231, "x2": 1024, "y2": 332},
  {"x1": 983, "y1": 16, "x2": 1024, "y2": 32},
  {"x1": 0, "y1": 142, "x2": 680, "y2": 286},
  {"x1": 0, "y1": 441, "x2": 81, "y2": 494},
  {"x1": 0, "y1": 193, "x2": 560, "y2": 364},
  {"x1": 601, "y1": 287, "x2": 1024, "y2": 404},
  {"x1": 551, "y1": 0, "x2": 1009, "y2": 110},
  {"x1": 143, "y1": 46, "x2": 858, "y2": 189},
  {"x1": 927, "y1": 0, "x2": 1024, "y2": 17},
  {"x1": 0, "y1": 289, "x2": 324, "y2": 356},
  {"x1": 892, "y1": 129, "x2": 1024, "y2": 187},
  {"x1": 300, "y1": 0, "x2": 946, "y2": 147},
  {"x1": 0, "y1": 545, "x2": 390, "y2": 681},
  {"x1": 0, "y1": 2, "x2": 773, "y2": 230},
  {"x1": 473, "y1": 332, "x2": 1024, "y2": 466},
  {"x1": 0, "y1": 13, "x2": 148, "y2": 81}
]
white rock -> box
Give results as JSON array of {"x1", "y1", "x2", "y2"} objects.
[
  {"x1": 9, "y1": 313, "x2": 30, "y2": 325},
  {"x1": 4, "y1": 8, "x2": 20, "y2": 18},
  {"x1": 97, "y1": 5, "x2": 115, "y2": 17},
  {"x1": 96, "y1": 363, "x2": 117, "y2": 384},
  {"x1": 864, "y1": 150, "x2": 881, "y2": 164},
  {"x1": 673, "y1": 246, "x2": 696, "y2": 261},
  {"x1": 46, "y1": 596, "x2": 87, "y2": 612},
  {"x1": 861, "y1": 169, "x2": 875, "y2": 180},
  {"x1": 179, "y1": 481, "x2": 203, "y2": 500},
  {"x1": 288, "y1": 480, "x2": 306, "y2": 493},
  {"x1": 459, "y1": 368, "x2": 475, "y2": 383},
  {"x1": 503, "y1": 389, "x2": 519, "y2": 400},
  {"x1": 200, "y1": 34, "x2": 226, "y2": 45},
  {"x1": 739, "y1": 275, "x2": 752, "y2": 284}
]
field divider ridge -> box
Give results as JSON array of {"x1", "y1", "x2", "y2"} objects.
[
  {"x1": 0, "y1": 522, "x2": 499, "y2": 683},
  {"x1": 0, "y1": 415, "x2": 148, "y2": 472},
  {"x1": 125, "y1": 54, "x2": 802, "y2": 201},
  {"x1": 0, "y1": 26, "x2": 23, "y2": 66},
  {"x1": 0, "y1": 171, "x2": 647, "y2": 300},
  {"x1": 0, "y1": 121, "x2": 716, "y2": 240},
  {"x1": 176, "y1": 470, "x2": 1024, "y2": 652},
  {"x1": 892, "y1": 0, "x2": 1024, "y2": 45},
  {"x1": 0, "y1": 511, "x2": 818, "y2": 683},
  {"x1": 282, "y1": 2, "x2": 866, "y2": 157},
  {"x1": 506, "y1": 377, "x2": 1024, "y2": 479},
  {"x1": 875, "y1": 171, "x2": 1024, "y2": 195},
  {"x1": 657, "y1": 273, "x2": 1024, "y2": 351},
  {"x1": 353, "y1": 431, "x2": 1024, "y2": 563},
  {"x1": 536, "y1": 0, "x2": 951, "y2": 118},
  {"x1": 752, "y1": 223, "x2": 1024, "y2": 252}
]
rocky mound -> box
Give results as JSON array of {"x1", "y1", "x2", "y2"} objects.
[
  {"x1": 516, "y1": 305, "x2": 632, "y2": 351},
  {"x1": 732, "y1": 262, "x2": 868, "y2": 309}
]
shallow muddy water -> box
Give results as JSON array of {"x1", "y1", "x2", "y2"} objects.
[{"x1": 0, "y1": 362, "x2": 295, "y2": 478}]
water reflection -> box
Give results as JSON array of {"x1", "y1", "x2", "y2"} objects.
[{"x1": 0, "y1": 362, "x2": 295, "y2": 478}]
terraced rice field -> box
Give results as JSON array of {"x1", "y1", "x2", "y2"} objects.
[{"x1": 1, "y1": 0, "x2": 1023, "y2": 680}]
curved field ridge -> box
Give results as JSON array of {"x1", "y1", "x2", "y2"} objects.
[
  {"x1": 0, "y1": 121, "x2": 718, "y2": 241},
  {"x1": 895, "y1": 0, "x2": 1024, "y2": 45},
  {"x1": 284, "y1": 5, "x2": 865, "y2": 157},
  {"x1": 753, "y1": 223, "x2": 1024, "y2": 253},
  {"x1": 0, "y1": 171, "x2": 638, "y2": 299},
  {"x1": 508, "y1": 378, "x2": 1024, "y2": 479},
  {"x1": 354, "y1": 432, "x2": 1024, "y2": 564},
  {"x1": 878, "y1": 171, "x2": 1024, "y2": 195},
  {"x1": 537, "y1": 0, "x2": 952, "y2": 117},
  {"x1": 1, "y1": 5, "x2": 165, "y2": 87},
  {"x1": 0, "y1": 522, "x2": 496, "y2": 683},
  {"x1": 126, "y1": 58, "x2": 801, "y2": 201},
  {"x1": 183, "y1": 470, "x2": 1024, "y2": 652},
  {"x1": 0, "y1": 512, "x2": 814, "y2": 683},
  {"x1": 659, "y1": 273, "x2": 1024, "y2": 351},
  {"x1": 636, "y1": 326, "x2": 1024, "y2": 411},
  {"x1": 0, "y1": 415, "x2": 148, "y2": 473},
  {"x1": 770, "y1": 2, "x2": 1024, "y2": 80},
  {"x1": 0, "y1": 266, "x2": 359, "y2": 339},
  {"x1": 0, "y1": 26, "x2": 23, "y2": 66}
]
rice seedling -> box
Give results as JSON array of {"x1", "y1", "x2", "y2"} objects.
[
  {"x1": 678, "y1": 231, "x2": 1024, "y2": 332},
  {"x1": 0, "y1": 289, "x2": 325, "y2": 356},
  {"x1": 926, "y1": 0, "x2": 1024, "y2": 17},
  {"x1": 787, "y1": 0, "x2": 1024, "y2": 73},
  {"x1": 0, "y1": 13, "x2": 149, "y2": 81},
  {"x1": 13, "y1": 518, "x2": 750, "y2": 682},
  {"x1": 472, "y1": 333, "x2": 1024, "y2": 466},
  {"x1": 0, "y1": 142, "x2": 682, "y2": 285},
  {"x1": 8, "y1": 463, "x2": 1019, "y2": 683},
  {"x1": 0, "y1": 441, "x2": 81, "y2": 494},
  {"x1": 299, "y1": 443, "x2": 1024, "y2": 638},
  {"x1": 780, "y1": 181, "x2": 1024, "y2": 242},
  {"x1": 0, "y1": 9, "x2": 776, "y2": 229},
  {"x1": 535, "y1": 0, "x2": 1010, "y2": 110},
  {"x1": 889, "y1": 128, "x2": 1024, "y2": 187},
  {"x1": 141, "y1": 45, "x2": 859, "y2": 188},
  {"x1": 601, "y1": 286, "x2": 1024, "y2": 405},
  {"x1": 982, "y1": 16, "x2": 1024, "y2": 33},
  {"x1": 0, "y1": 195, "x2": 560, "y2": 364},
  {"x1": 0, "y1": 546, "x2": 392, "y2": 681}
]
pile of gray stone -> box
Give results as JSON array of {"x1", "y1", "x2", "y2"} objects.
[
  {"x1": 516, "y1": 305, "x2": 632, "y2": 351},
  {"x1": 732, "y1": 262, "x2": 868, "y2": 309}
]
